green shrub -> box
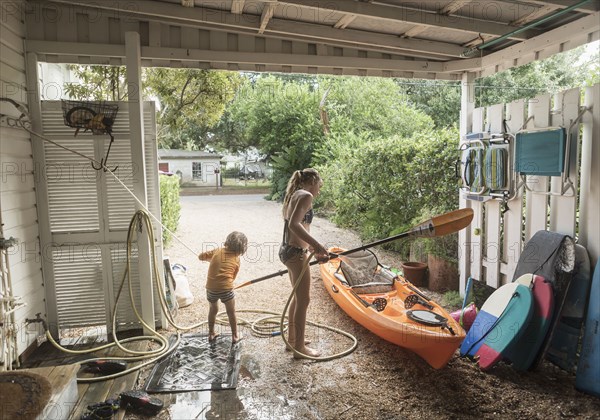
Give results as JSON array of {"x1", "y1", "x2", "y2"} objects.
[
  {"x1": 442, "y1": 290, "x2": 462, "y2": 310},
  {"x1": 317, "y1": 127, "x2": 460, "y2": 259},
  {"x1": 160, "y1": 174, "x2": 181, "y2": 246}
]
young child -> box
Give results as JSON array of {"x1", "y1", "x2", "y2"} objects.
[{"x1": 198, "y1": 231, "x2": 248, "y2": 343}]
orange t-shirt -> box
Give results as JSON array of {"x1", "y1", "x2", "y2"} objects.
[{"x1": 198, "y1": 248, "x2": 240, "y2": 291}]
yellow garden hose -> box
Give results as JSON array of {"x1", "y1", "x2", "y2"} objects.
[
  {"x1": 44, "y1": 210, "x2": 357, "y2": 383},
  {"x1": 278, "y1": 252, "x2": 358, "y2": 361},
  {"x1": 2, "y1": 100, "x2": 358, "y2": 380}
]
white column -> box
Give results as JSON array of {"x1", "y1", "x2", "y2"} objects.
[
  {"x1": 458, "y1": 71, "x2": 476, "y2": 296},
  {"x1": 125, "y1": 31, "x2": 155, "y2": 333},
  {"x1": 579, "y1": 84, "x2": 600, "y2": 267},
  {"x1": 460, "y1": 72, "x2": 476, "y2": 137},
  {"x1": 26, "y1": 52, "x2": 59, "y2": 338}
]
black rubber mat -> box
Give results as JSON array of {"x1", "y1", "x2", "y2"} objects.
[{"x1": 144, "y1": 334, "x2": 242, "y2": 393}]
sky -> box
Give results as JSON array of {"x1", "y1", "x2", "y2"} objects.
[{"x1": 578, "y1": 40, "x2": 599, "y2": 65}]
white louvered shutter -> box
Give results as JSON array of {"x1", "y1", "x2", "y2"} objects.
[{"x1": 40, "y1": 101, "x2": 162, "y2": 334}]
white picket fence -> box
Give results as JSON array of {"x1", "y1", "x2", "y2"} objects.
[{"x1": 459, "y1": 84, "x2": 599, "y2": 292}]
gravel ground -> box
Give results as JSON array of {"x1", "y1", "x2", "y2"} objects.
[{"x1": 130, "y1": 194, "x2": 600, "y2": 420}]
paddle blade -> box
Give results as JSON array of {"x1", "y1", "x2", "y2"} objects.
[
  {"x1": 411, "y1": 208, "x2": 474, "y2": 238},
  {"x1": 234, "y1": 281, "x2": 252, "y2": 290}
]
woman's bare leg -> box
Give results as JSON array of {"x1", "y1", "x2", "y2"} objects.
[{"x1": 286, "y1": 254, "x2": 321, "y2": 358}]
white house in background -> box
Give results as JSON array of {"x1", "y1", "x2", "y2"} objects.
[
  {"x1": 221, "y1": 149, "x2": 272, "y2": 178},
  {"x1": 158, "y1": 149, "x2": 222, "y2": 186}
]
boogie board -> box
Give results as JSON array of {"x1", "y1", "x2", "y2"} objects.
[
  {"x1": 546, "y1": 245, "x2": 591, "y2": 372},
  {"x1": 575, "y1": 261, "x2": 600, "y2": 397},
  {"x1": 460, "y1": 282, "x2": 534, "y2": 370},
  {"x1": 505, "y1": 274, "x2": 554, "y2": 371}
]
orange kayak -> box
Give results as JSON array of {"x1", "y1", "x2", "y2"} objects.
[{"x1": 320, "y1": 248, "x2": 465, "y2": 369}]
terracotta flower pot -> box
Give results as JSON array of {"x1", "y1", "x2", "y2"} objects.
[{"x1": 400, "y1": 261, "x2": 428, "y2": 287}]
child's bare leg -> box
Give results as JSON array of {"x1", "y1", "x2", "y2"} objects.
[
  {"x1": 208, "y1": 301, "x2": 219, "y2": 341},
  {"x1": 224, "y1": 297, "x2": 241, "y2": 343}
]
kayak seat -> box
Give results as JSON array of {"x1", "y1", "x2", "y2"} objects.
[
  {"x1": 334, "y1": 272, "x2": 349, "y2": 285},
  {"x1": 335, "y1": 270, "x2": 395, "y2": 294},
  {"x1": 351, "y1": 282, "x2": 395, "y2": 295}
]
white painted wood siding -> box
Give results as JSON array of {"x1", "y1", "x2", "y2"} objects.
[
  {"x1": 459, "y1": 84, "x2": 600, "y2": 292},
  {"x1": 0, "y1": 0, "x2": 46, "y2": 359}
]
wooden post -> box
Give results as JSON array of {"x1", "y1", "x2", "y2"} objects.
[
  {"x1": 26, "y1": 52, "x2": 60, "y2": 338},
  {"x1": 458, "y1": 71, "x2": 475, "y2": 296},
  {"x1": 125, "y1": 32, "x2": 155, "y2": 333},
  {"x1": 579, "y1": 84, "x2": 600, "y2": 267}
]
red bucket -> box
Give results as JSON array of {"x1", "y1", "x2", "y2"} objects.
[{"x1": 450, "y1": 303, "x2": 478, "y2": 332}]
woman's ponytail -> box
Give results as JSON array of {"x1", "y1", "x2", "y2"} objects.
[
  {"x1": 282, "y1": 168, "x2": 321, "y2": 217},
  {"x1": 282, "y1": 170, "x2": 303, "y2": 216}
]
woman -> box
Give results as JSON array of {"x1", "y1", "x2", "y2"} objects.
[{"x1": 279, "y1": 168, "x2": 329, "y2": 358}]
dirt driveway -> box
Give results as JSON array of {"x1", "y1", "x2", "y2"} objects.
[{"x1": 144, "y1": 194, "x2": 600, "y2": 419}]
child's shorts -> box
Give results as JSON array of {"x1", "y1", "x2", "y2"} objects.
[{"x1": 206, "y1": 289, "x2": 235, "y2": 303}]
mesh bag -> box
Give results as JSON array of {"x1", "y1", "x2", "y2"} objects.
[{"x1": 337, "y1": 250, "x2": 396, "y2": 294}]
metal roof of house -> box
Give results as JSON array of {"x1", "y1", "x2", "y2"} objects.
[
  {"x1": 158, "y1": 149, "x2": 223, "y2": 159},
  {"x1": 26, "y1": 0, "x2": 600, "y2": 79}
]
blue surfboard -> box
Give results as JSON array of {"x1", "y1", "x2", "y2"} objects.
[
  {"x1": 547, "y1": 245, "x2": 591, "y2": 372},
  {"x1": 575, "y1": 261, "x2": 600, "y2": 397}
]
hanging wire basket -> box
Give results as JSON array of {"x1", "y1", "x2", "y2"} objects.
[{"x1": 61, "y1": 100, "x2": 119, "y2": 135}]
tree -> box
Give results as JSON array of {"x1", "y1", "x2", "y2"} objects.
[
  {"x1": 64, "y1": 65, "x2": 128, "y2": 101},
  {"x1": 63, "y1": 65, "x2": 242, "y2": 149},
  {"x1": 582, "y1": 50, "x2": 599, "y2": 87},
  {"x1": 319, "y1": 76, "x2": 433, "y2": 141},
  {"x1": 220, "y1": 75, "x2": 325, "y2": 199},
  {"x1": 397, "y1": 46, "x2": 594, "y2": 129},
  {"x1": 397, "y1": 80, "x2": 461, "y2": 129},
  {"x1": 207, "y1": 78, "x2": 260, "y2": 153},
  {"x1": 144, "y1": 68, "x2": 242, "y2": 149}
]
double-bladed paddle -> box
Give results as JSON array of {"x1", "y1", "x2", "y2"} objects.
[{"x1": 234, "y1": 208, "x2": 474, "y2": 290}]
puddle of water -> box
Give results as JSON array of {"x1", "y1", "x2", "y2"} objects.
[
  {"x1": 239, "y1": 354, "x2": 261, "y2": 380},
  {"x1": 166, "y1": 387, "x2": 302, "y2": 419},
  {"x1": 165, "y1": 351, "x2": 306, "y2": 419},
  {"x1": 168, "y1": 391, "x2": 211, "y2": 419},
  {"x1": 168, "y1": 389, "x2": 244, "y2": 419},
  {"x1": 237, "y1": 388, "x2": 296, "y2": 420}
]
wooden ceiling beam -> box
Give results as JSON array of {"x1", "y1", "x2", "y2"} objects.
[
  {"x1": 439, "y1": 0, "x2": 473, "y2": 15},
  {"x1": 516, "y1": 0, "x2": 598, "y2": 14},
  {"x1": 402, "y1": 1, "x2": 473, "y2": 39},
  {"x1": 43, "y1": 0, "x2": 466, "y2": 57},
  {"x1": 26, "y1": 40, "x2": 449, "y2": 73},
  {"x1": 510, "y1": 4, "x2": 559, "y2": 26},
  {"x1": 259, "y1": 2, "x2": 276, "y2": 34},
  {"x1": 334, "y1": 14, "x2": 357, "y2": 30},
  {"x1": 278, "y1": 0, "x2": 539, "y2": 40},
  {"x1": 231, "y1": 0, "x2": 245, "y2": 14}
]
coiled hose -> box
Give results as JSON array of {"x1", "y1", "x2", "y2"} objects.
[{"x1": 44, "y1": 210, "x2": 357, "y2": 382}]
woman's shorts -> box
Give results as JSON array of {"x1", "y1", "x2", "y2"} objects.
[
  {"x1": 279, "y1": 244, "x2": 308, "y2": 264},
  {"x1": 206, "y1": 289, "x2": 235, "y2": 303}
]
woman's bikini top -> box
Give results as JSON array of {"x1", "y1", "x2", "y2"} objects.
[{"x1": 302, "y1": 208, "x2": 314, "y2": 224}]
